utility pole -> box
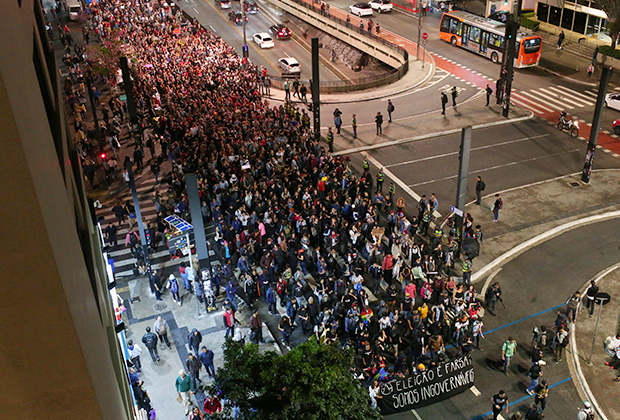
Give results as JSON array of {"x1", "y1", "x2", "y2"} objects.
[
  {"x1": 241, "y1": 0, "x2": 248, "y2": 59},
  {"x1": 119, "y1": 57, "x2": 137, "y2": 124},
  {"x1": 582, "y1": 66, "x2": 613, "y2": 183},
  {"x1": 185, "y1": 173, "x2": 212, "y2": 273},
  {"x1": 312, "y1": 37, "x2": 321, "y2": 141},
  {"x1": 417, "y1": 1, "x2": 422, "y2": 60},
  {"x1": 125, "y1": 162, "x2": 151, "y2": 277},
  {"x1": 454, "y1": 126, "x2": 472, "y2": 250},
  {"x1": 496, "y1": 21, "x2": 518, "y2": 117}
]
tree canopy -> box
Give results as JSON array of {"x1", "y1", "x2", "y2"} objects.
[
  {"x1": 598, "y1": 0, "x2": 620, "y2": 49},
  {"x1": 208, "y1": 339, "x2": 381, "y2": 420}
]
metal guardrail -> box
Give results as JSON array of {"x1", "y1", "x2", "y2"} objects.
[{"x1": 268, "y1": 0, "x2": 410, "y2": 92}]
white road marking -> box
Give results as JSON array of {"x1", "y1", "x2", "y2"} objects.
[
  {"x1": 613, "y1": 153, "x2": 620, "y2": 157},
  {"x1": 549, "y1": 85, "x2": 597, "y2": 104},
  {"x1": 481, "y1": 268, "x2": 502, "y2": 298},
  {"x1": 585, "y1": 90, "x2": 599, "y2": 98},
  {"x1": 410, "y1": 409, "x2": 423, "y2": 420},
  {"x1": 385, "y1": 134, "x2": 549, "y2": 168},
  {"x1": 519, "y1": 91, "x2": 563, "y2": 111},
  {"x1": 525, "y1": 89, "x2": 574, "y2": 109},
  {"x1": 539, "y1": 87, "x2": 587, "y2": 108},
  {"x1": 194, "y1": 7, "x2": 199, "y2": 13},
  {"x1": 511, "y1": 93, "x2": 554, "y2": 113},
  {"x1": 362, "y1": 151, "x2": 442, "y2": 219},
  {"x1": 408, "y1": 149, "x2": 581, "y2": 187}
]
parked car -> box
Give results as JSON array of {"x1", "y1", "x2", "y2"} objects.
[
  {"x1": 368, "y1": 0, "x2": 392, "y2": 13},
  {"x1": 278, "y1": 57, "x2": 301, "y2": 74},
  {"x1": 253, "y1": 32, "x2": 274, "y2": 49},
  {"x1": 218, "y1": 0, "x2": 231, "y2": 9},
  {"x1": 269, "y1": 23, "x2": 291, "y2": 40},
  {"x1": 245, "y1": 0, "x2": 259, "y2": 14},
  {"x1": 613, "y1": 119, "x2": 620, "y2": 135},
  {"x1": 605, "y1": 93, "x2": 620, "y2": 112},
  {"x1": 228, "y1": 10, "x2": 248, "y2": 25},
  {"x1": 349, "y1": 2, "x2": 373, "y2": 16}
]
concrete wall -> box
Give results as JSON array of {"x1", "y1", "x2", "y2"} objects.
[
  {"x1": 264, "y1": 0, "x2": 408, "y2": 69},
  {"x1": 0, "y1": 1, "x2": 134, "y2": 419}
]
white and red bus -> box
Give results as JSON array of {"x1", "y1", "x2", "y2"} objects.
[{"x1": 439, "y1": 11, "x2": 542, "y2": 68}]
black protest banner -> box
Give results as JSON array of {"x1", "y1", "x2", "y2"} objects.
[{"x1": 379, "y1": 354, "x2": 475, "y2": 414}]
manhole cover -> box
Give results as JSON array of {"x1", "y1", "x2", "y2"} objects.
[
  {"x1": 154, "y1": 303, "x2": 167, "y2": 311},
  {"x1": 569, "y1": 182, "x2": 580, "y2": 187}
]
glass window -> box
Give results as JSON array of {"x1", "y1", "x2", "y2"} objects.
[
  {"x1": 470, "y1": 26, "x2": 481, "y2": 43},
  {"x1": 522, "y1": 38, "x2": 541, "y2": 54},
  {"x1": 441, "y1": 15, "x2": 451, "y2": 32},
  {"x1": 573, "y1": 11, "x2": 587, "y2": 34},
  {"x1": 576, "y1": 0, "x2": 590, "y2": 6},
  {"x1": 549, "y1": 6, "x2": 561, "y2": 26},
  {"x1": 537, "y1": 3, "x2": 549, "y2": 23},
  {"x1": 561, "y1": 8, "x2": 574, "y2": 30},
  {"x1": 586, "y1": 15, "x2": 601, "y2": 36},
  {"x1": 450, "y1": 18, "x2": 462, "y2": 35},
  {"x1": 489, "y1": 33, "x2": 504, "y2": 49}
]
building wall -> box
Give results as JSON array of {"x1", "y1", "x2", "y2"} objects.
[{"x1": 0, "y1": 1, "x2": 133, "y2": 419}]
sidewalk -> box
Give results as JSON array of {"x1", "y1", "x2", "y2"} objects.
[
  {"x1": 265, "y1": 57, "x2": 433, "y2": 104},
  {"x1": 571, "y1": 266, "x2": 620, "y2": 420},
  {"x1": 538, "y1": 31, "x2": 620, "y2": 89}
]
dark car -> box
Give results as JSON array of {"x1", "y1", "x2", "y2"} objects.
[
  {"x1": 245, "y1": 0, "x2": 259, "y2": 13},
  {"x1": 269, "y1": 23, "x2": 291, "y2": 40},
  {"x1": 228, "y1": 10, "x2": 248, "y2": 25}
]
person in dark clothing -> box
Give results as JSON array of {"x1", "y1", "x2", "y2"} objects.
[
  {"x1": 375, "y1": 112, "x2": 383, "y2": 135},
  {"x1": 185, "y1": 353, "x2": 202, "y2": 389},
  {"x1": 105, "y1": 223, "x2": 118, "y2": 247},
  {"x1": 475, "y1": 176, "x2": 485, "y2": 205},
  {"x1": 486, "y1": 84, "x2": 493, "y2": 106},
  {"x1": 451, "y1": 86, "x2": 458, "y2": 109},
  {"x1": 142, "y1": 327, "x2": 160, "y2": 362},
  {"x1": 491, "y1": 390, "x2": 508, "y2": 420},
  {"x1": 441, "y1": 92, "x2": 448, "y2": 115},
  {"x1": 199, "y1": 346, "x2": 216, "y2": 378},
  {"x1": 249, "y1": 309, "x2": 264, "y2": 343},
  {"x1": 188, "y1": 328, "x2": 203, "y2": 356},
  {"x1": 583, "y1": 280, "x2": 599, "y2": 317},
  {"x1": 149, "y1": 270, "x2": 163, "y2": 301},
  {"x1": 132, "y1": 380, "x2": 153, "y2": 414},
  {"x1": 133, "y1": 146, "x2": 144, "y2": 170}
]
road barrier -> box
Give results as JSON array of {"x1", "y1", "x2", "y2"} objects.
[{"x1": 263, "y1": 0, "x2": 410, "y2": 92}]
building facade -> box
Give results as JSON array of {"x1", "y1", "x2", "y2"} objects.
[
  {"x1": 536, "y1": 0, "x2": 611, "y2": 42},
  {"x1": 0, "y1": 1, "x2": 134, "y2": 419}
]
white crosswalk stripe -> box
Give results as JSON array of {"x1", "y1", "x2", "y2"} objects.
[{"x1": 514, "y1": 85, "x2": 596, "y2": 113}]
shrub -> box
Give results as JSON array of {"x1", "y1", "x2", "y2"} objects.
[
  {"x1": 520, "y1": 17, "x2": 540, "y2": 31},
  {"x1": 599, "y1": 45, "x2": 620, "y2": 59}
]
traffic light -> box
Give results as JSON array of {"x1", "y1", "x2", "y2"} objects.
[{"x1": 100, "y1": 152, "x2": 106, "y2": 160}]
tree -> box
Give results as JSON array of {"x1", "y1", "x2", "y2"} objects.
[
  {"x1": 598, "y1": 0, "x2": 620, "y2": 49},
  {"x1": 208, "y1": 339, "x2": 381, "y2": 420}
]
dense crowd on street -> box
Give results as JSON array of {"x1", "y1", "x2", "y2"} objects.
[
  {"x1": 53, "y1": 0, "x2": 602, "y2": 418},
  {"x1": 85, "y1": 0, "x2": 494, "y2": 415}
]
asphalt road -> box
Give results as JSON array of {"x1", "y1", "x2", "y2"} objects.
[
  {"x1": 384, "y1": 217, "x2": 620, "y2": 420},
  {"x1": 345, "y1": 119, "x2": 620, "y2": 216}
]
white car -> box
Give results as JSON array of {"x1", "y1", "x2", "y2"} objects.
[
  {"x1": 605, "y1": 93, "x2": 620, "y2": 111},
  {"x1": 368, "y1": 0, "x2": 392, "y2": 13},
  {"x1": 349, "y1": 3, "x2": 373, "y2": 17},
  {"x1": 278, "y1": 57, "x2": 301, "y2": 74},
  {"x1": 253, "y1": 33, "x2": 274, "y2": 49}
]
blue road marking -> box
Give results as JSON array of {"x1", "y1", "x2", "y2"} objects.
[{"x1": 469, "y1": 377, "x2": 572, "y2": 420}]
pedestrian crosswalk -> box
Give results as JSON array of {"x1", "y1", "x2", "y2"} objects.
[
  {"x1": 95, "y1": 175, "x2": 185, "y2": 278},
  {"x1": 511, "y1": 85, "x2": 599, "y2": 115}
]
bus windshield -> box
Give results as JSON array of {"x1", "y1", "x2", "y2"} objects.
[{"x1": 522, "y1": 38, "x2": 541, "y2": 54}]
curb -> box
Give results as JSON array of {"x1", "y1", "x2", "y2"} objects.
[
  {"x1": 566, "y1": 263, "x2": 620, "y2": 420},
  {"x1": 265, "y1": 58, "x2": 436, "y2": 104},
  {"x1": 332, "y1": 109, "x2": 534, "y2": 156},
  {"x1": 471, "y1": 210, "x2": 620, "y2": 283}
]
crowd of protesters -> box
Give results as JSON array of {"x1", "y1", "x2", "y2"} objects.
[{"x1": 81, "y1": 0, "x2": 496, "y2": 415}]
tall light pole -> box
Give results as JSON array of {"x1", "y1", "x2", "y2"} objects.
[
  {"x1": 416, "y1": 0, "x2": 422, "y2": 60},
  {"x1": 241, "y1": 0, "x2": 248, "y2": 58}
]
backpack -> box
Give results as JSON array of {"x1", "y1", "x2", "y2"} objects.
[
  {"x1": 481, "y1": 181, "x2": 486, "y2": 191},
  {"x1": 560, "y1": 332, "x2": 569, "y2": 347}
]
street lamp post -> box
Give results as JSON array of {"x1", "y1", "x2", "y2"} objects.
[
  {"x1": 416, "y1": 1, "x2": 422, "y2": 60},
  {"x1": 241, "y1": 0, "x2": 248, "y2": 58}
]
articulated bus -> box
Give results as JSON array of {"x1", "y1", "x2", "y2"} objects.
[{"x1": 439, "y1": 11, "x2": 542, "y2": 68}]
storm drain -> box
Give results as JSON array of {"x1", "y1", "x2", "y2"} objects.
[{"x1": 569, "y1": 182, "x2": 581, "y2": 187}]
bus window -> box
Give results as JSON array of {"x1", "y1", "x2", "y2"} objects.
[
  {"x1": 441, "y1": 15, "x2": 451, "y2": 32},
  {"x1": 489, "y1": 33, "x2": 504, "y2": 49},
  {"x1": 470, "y1": 26, "x2": 481, "y2": 44},
  {"x1": 450, "y1": 19, "x2": 462, "y2": 36},
  {"x1": 522, "y1": 38, "x2": 541, "y2": 54}
]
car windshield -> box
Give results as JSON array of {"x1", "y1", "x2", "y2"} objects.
[{"x1": 290, "y1": 63, "x2": 300, "y2": 67}]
